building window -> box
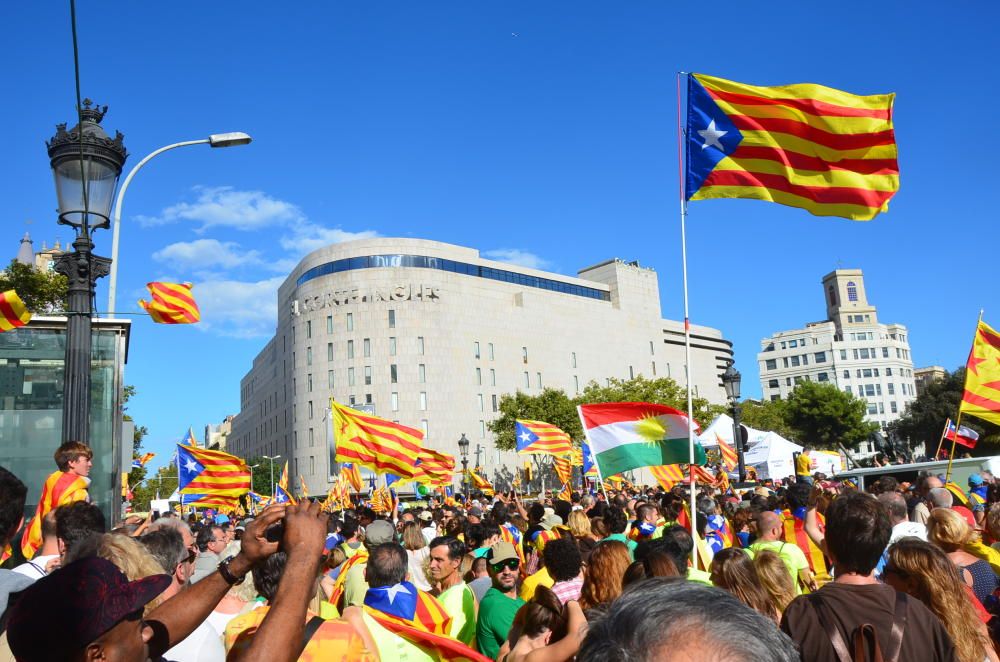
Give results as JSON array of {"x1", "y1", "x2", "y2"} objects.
[
  {"x1": 364, "y1": 366, "x2": 372, "y2": 386},
  {"x1": 363, "y1": 338, "x2": 371, "y2": 358},
  {"x1": 572, "y1": 352, "x2": 577, "y2": 368},
  {"x1": 419, "y1": 364, "x2": 426, "y2": 383},
  {"x1": 346, "y1": 313, "x2": 354, "y2": 331},
  {"x1": 295, "y1": 458, "x2": 299, "y2": 475},
  {"x1": 629, "y1": 365, "x2": 635, "y2": 379},
  {"x1": 391, "y1": 392, "x2": 399, "y2": 411},
  {"x1": 474, "y1": 342, "x2": 480, "y2": 359},
  {"x1": 524, "y1": 372, "x2": 530, "y2": 389},
  {"x1": 348, "y1": 367, "x2": 355, "y2": 386},
  {"x1": 490, "y1": 369, "x2": 496, "y2": 386},
  {"x1": 522, "y1": 347, "x2": 528, "y2": 364},
  {"x1": 390, "y1": 364, "x2": 398, "y2": 383},
  {"x1": 878, "y1": 402, "x2": 885, "y2": 414},
  {"x1": 492, "y1": 394, "x2": 498, "y2": 412},
  {"x1": 389, "y1": 337, "x2": 396, "y2": 356},
  {"x1": 537, "y1": 372, "x2": 542, "y2": 388},
  {"x1": 418, "y1": 337, "x2": 425, "y2": 355},
  {"x1": 349, "y1": 395, "x2": 357, "y2": 405},
  {"x1": 477, "y1": 394, "x2": 484, "y2": 411},
  {"x1": 308, "y1": 401, "x2": 314, "y2": 419},
  {"x1": 326, "y1": 315, "x2": 333, "y2": 333},
  {"x1": 365, "y1": 393, "x2": 372, "y2": 404},
  {"x1": 347, "y1": 340, "x2": 354, "y2": 359},
  {"x1": 307, "y1": 374, "x2": 313, "y2": 392},
  {"x1": 388, "y1": 309, "x2": 395, "y2": 328},
  {"x1": 790, "y1": 356, "x2": 800, "y2": 367},
  {"x1": 802, "y1": 354, "x2": 809, "y2": 366},
  {"x1": 421, "y1": 419, "x2": 429, "y2": 435},
  {"x1": 488, "y1": 343, "x2": 494, "y2": 360},
  {"x1": 864, "y1": 384, "x2": 876, "y2": 397},
  {"x1": 768, "y1": 379, "x2": 779, "y2": 388},
  {"x1": 818, "y1": 372, "x2": 829, "y2": 382},
  {"x1": 476, "y1": 368, "x2": 482, "y2": 385},
  {"x1": 651, "y1": 361, "x2": 656, "y2": 376},
  {"x1": 815, "y1": 352, "x2": 826, "y2": 363},
  {"x1": 843, "y1": 370, "x2": 850, "y2": 379},
  {"x1": 845, "y1": 385, "x2": 852, "y2": 394},
  {"x1": 308, "y1": 428, "x2": 314, "y2": 447},
  {"x1": 846, "y1": 281, "x2": 858, "y2": 302},
  {"x1": 327, "y1": 343, "x2": 334, "y2": 361},
  {"x1": 328, "y1": 370, "x2": 335, "y2": 388},
  {"x1": 574, "y1": 375, "x2": 579, "y2": 393},
  {"x1": 306, "y1": 347, "x2": 312, "y2": 366},
  {"x1": 419, "y1": 392, "x2": 427, "y2": 410},
  {"x1": 783, "y1": 357, "x2": 789, "y2": 368},
  {"x1": 890, "y1": 401, "x2": 898, "y2": 413},
  {"x1": 650, "y1": 340, "x2": 655, "y2": 355},
  {"x1": 789, "y1": 339, "x2": 798, "y2": 348},
  {"x1": 840, "y1": 350, "x2": 847, "y2": 360},
  {"x1": 786, "y1": 377, "x2": 792, "y2": 386},
  {"x1": 309, "y1": 456, "x2": 315, "y2": 475},
  {"x1": 306, "y1": 321, "x2": 312, "y2": 339},
  {"x1": 765, "y1": 359, "x2": 777, "y2": 371}
]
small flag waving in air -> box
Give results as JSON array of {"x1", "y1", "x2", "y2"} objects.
[
  {"x1": 960, "y1": 320, "x2": 1000, "y2": 426},
  {"x1": 139, "y1": 282, "x2": 201, "y2": 324},
  {"x1": 177, "y1": 444, "x2": 251, "y2": 498},
  {"x1": 716, "y1": 433, "x2": 739, "y2": 472},
  {"x1": 332, "y1": 400, "x2": 424, "y2": 478},
  {"x1": 686, "y1": 73, "x2": 898, "y2": 221},
  {"x1": 0, "y1": 290, "x2": 31, "y2": 332},
  {"x1": 650, "y1": 465, "x2": 685, "y2": 491},
  {"x1": 132, "y1": 452, "x2": 156, "y2": 469},
  {"x1": 515, "y1": 419, "x2": 573, "y2": 456},
  {"x1": 945, "y1": 419, "x2": 980, "y2": 449}
]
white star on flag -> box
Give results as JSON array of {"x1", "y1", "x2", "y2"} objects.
[
  {"x1": 698, "y1": 120, "x2": 728, "y2": 151},
  {"x1": 383, "y1": 583, "x2": 411, "y2": 604},
  {"x1": 184, "y1": 459, "x2": 198, "y2": 473},
  {"x1": 519, "y1": 431, "x2": 533, "y2": 443}
]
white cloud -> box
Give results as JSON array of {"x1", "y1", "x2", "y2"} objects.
[
  {"x1": 280, "y1": 222, "x2": 379, "y2": 256},
  {"x1": 190, "y1": 276, "x2": 286, "y2": 339},
  {"x1": 136, "y1": 186, "x2": 304, "y2": 232},
  {"x1": 482, "y1": 248, "x2": 552, "y2": 271},
  {"x1": 152, "y1": 239, "x2": 261, "y2": 269}
]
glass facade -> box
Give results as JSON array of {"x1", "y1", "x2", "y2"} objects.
[
  {"x1": 296, "y1": 254, "x2": 611, "y2": 301},
  {"x1": 0, "y1": 319, "x2": 130, "y2": 527}
]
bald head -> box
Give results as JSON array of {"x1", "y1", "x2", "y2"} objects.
[
  {"x1": 929, "y1": 487, "x2": 953, "y2": 509},
  {"x1": 919, "y1": 475, "x2": 943, "y2": 495},
  {"x1": 754, "y1": 511, "x2": 782, "y2": 541},
  {"x1": 877, "y1": 492, "x2": 908, "y2": 524}
]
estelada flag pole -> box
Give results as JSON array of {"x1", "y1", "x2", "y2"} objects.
[
  {"x1": 676, "y1": 72, "x2": 700, "y2": 569},
  {"x1": 946, "y1": 309, "x2": 984, "y2": 482}
]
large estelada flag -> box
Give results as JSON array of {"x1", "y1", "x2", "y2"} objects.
[
  {"x1": 578, "y1": 402, "x2": 705, "y2": 478},
  {"x1": 332, "y1": 400, "x2": 423, "y2": 478},
  {"x1": 138, "y1": 281, "x2": 201, "y2": 324},
  {"x1": 960, "y1": 320, "x2": 1000, "y2": 426},
  {"x1": 177, "y1": 444, "x2": 251, "y2": 498},
  {"x1": 413, "y1": 448, "x2": 455, "y2": 486},
  {"x1": 0, "y1": 290, "x2": 32, "y2": 332},
  {"x1": 686, "y1": 73, "x2": 898, "y2": 221},
  {"x1": 515, "y1": 419, "x2": 573, "y2": 456},
  {"x1": 21, "y1": 471, "x2": 89, "y2": 558}
]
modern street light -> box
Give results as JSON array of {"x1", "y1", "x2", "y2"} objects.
[
  {"x1": 721, "y1": 362, "x2": 746, "y2": 482},
  {"x1": 48, "y1": 100, "x2": 127, "y2": 444},
  {"x1": 457, "y1": 434, "x2": 470, "y2": 500},
  {"x1": 106, "y1": 131, "x2": 252, "y2": 315},
  {"x1": 249, "y1": 463, "x2": 260, "y2": 494},
  {"x1": 263, "y1": 454, "x2": 281, "y2": 497}
]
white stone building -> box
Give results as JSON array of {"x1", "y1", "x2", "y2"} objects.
[
  {"x1": 229, "y1": 238, "x2": 733, "y2": 493},
  {"x1": 757, "y1": 269, "x2": 917, "y2": 434}
]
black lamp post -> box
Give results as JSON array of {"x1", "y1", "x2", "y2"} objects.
[
  {"x1": 47, "y1": 100, "x2": 127, "y2": 445},
  {"x1": 722, "y1": 362, "x2": 746, "y2": 482},
  {"x1": 457, "y1": 433, "x2": 470, "y2": 500}
]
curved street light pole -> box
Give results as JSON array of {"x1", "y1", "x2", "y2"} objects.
[{"x1": 106, "y1": 132, "x2": 252, "y2": 315}]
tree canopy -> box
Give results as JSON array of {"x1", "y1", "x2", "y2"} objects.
[
  {"x1": 895, "y1": 368, "x2": 999, "y2": 453},
  {"x1": 0, "y1": 260, "x2": 67, "y2": 313},
  {"x1": 782, "y1": 381, "x2": 878, "y2": 450},
  {"x1": 738, "y1": 398, "x2": 794, "y2": 439}
]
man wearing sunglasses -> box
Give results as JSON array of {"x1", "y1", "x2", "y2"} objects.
[{"x1": 476, "y1": 541, "x2": 524, "y2": 660}]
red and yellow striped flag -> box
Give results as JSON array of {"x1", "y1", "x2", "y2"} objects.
[
  {"x1": 689, "y1": 464, "x2": 717, "y2": 485},
  {"x1": 414, "y1": 448, "x2": 455, "y2": 486},
  {"x1": 341, "y1": 463, "x2": 364, "y2": 493},
  {"x1": 332, "y1": 400, "x2": 423, "y2": 478},
  {"x1": 687, "y1": 73, "x2": 898, "y2": 221},
  {"x1": 177, "y1": 444, "x2": 251, "y2": 498},
  {"x1": 467, "y1": 470, "x2": 495, "y2": 497},
  {"x1": 138, "y1": 281, "x2": 201, "y2": 324},
  {"x1": 0, "y1": 290, "x2": 31, "y2": 332},
  {"x1": 21, "y1": 471, "x2": 89, "y2": 558},
  {"x1": 371, "y1": 486, "x2": 394, "y2": 513},
  {"x1": 960, "y1": 320, "x2": 1000, "y2": 426},
  {"x1": 299, "y1": 475, "x2": 310, "y2": 499},
  {"x1": 553, "y1": 454, "x2": 573, "y2": 486},
  {"x1": 515, "y1": 419, "x2": 573, "y2": 456},
  {"x1": 650, "y1": 464, "x2": 685, "y2": 491},
  {"x1": 716, "y1": 433, "x2": 738, "y2": 472}
]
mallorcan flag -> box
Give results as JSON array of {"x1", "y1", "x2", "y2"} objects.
[
  {"x1": 578, "y1": 402, "x2": 705, "y2": 478},
  {"x1": 0, "y1": 290, "x2": 31, "y2": 332},
  {"x1": 960, "y1": 319, "x2": 1000, "y2": 426},
  {"x1": 686, "y1": 73, "x2": 898, "y2": 221},
  {"x1": 139, "y1": 281, "x2": 201, "y2": 324}
]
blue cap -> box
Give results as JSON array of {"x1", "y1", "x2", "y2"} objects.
[
  {"x1": 215, "y1": 514, "x2": 231, "y2": 525},
  {"x1": 969, "y1": 474, "x2": 984, "y2": 487}
]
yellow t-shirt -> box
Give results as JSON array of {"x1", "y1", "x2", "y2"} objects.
[
  {"x1": 518, "y1": 566, "x2": 553, "y2": 602},
  {"x1": 224, "y1": 605, "x2": 374, "y2": 661},
  {"x1": 795, "y1": 453, "x2": 812, "y2": 477}
]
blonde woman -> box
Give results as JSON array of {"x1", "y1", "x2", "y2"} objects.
[
  {"x1": 710, "y1": 547, "x2": 779, "y2": 624},
  {"x1": 752, "y1": 549, "x2": 796, "y2": 618},
  {"x1": 567, "y1": 511, "x2": 598, "y2": 561},
  {"x1": 65, "y1": 532, "x2": 168, "y2": 615},
  {"x1": 927, "y1": 508, "x2": 1000, "y2": 605},
  {"x1": 885, "y1": 538, "x2": 999, "y2": 662}
]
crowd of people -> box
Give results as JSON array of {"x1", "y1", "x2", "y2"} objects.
[{"x1": 3, "y1": 443, "x2": 1000, "y2": 660}]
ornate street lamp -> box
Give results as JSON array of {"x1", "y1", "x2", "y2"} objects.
[
  {"x1": 721, "y1": 362, "x2": 747, "y2": 482},
  {"x1": 457, "y1": 434, "x2": 470, "y2": 500},
  {"x1": 48, "y1": 100, "x2": 127, "y2": 444}
]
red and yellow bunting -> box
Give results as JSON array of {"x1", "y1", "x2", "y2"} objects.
[
  {"x1": 0, "y1": 290, "x2": 32, "y2": 332},
  {"x1": 138, "y1": 281, "x2": 201, "y2": 324}
]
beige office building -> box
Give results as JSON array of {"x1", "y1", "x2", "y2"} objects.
[
  {"x1": 757, "y1": 269, "x2": 917, "y2": 442},
  {"x1": 228, "y1": 238, "x2": 733, "y2": 493}
]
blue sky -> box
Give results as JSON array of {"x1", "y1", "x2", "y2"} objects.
[{"x1": 4, "y1": 2, "x2": 997, "y2": 470}]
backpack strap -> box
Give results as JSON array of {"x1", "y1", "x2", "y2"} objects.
[
  {"x1": 854, "y1": 624, "x2": 884, "y2": 662},
  {"x1": 886, "y1": 591, "x2": 908, "y2": 662},
  {"x1": 807, "y1": 594, "x2": 853, "y2": 662}
]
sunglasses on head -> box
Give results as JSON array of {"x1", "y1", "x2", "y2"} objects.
[{"x1": 491, "y1": 559, "x2": 520, "y2": 573}]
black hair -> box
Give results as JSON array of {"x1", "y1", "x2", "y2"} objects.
[
  {"x1": 637, "y1": 526, "x2": 693, "y2": 578},
  {"x1": 604, "y1": 506, "x2": 628, "y2": 534},
  {"x1": 55, "y1": 501, "x2": 106, "y2": 558},
  {"x1": 543, "y1": 537, "x2": 583, "y2": 582},
  {"x1": 429, "y1": 536, "x2": 465, "y2": 561},
  {"x1": 784, "y1": 482, "x2": 812, "y2": 510},
  {"x1": 341, "y1": 517, "x2": 360, "y2": 540},
  {"x1": 825, "y1": 492, "x2": 891, "y2": 575},
  {"x1": 553, "y1": 499, "x2": 572, "y2": 525},
  {"x1": 465, "y1": 523, "x2": 487, "y2": 549},
  {"x1": 0, "y1": 466, "x2": 27, "y2": 546},
  {"x1": 196, "y1": 525, "x2": 222, "y2": 552},
  {"x1": 252, "y1": 551, "x2": 288, "y2": 601},
  {"x1": 367, "y1": 543, "x2": 407, "y2": 587}
]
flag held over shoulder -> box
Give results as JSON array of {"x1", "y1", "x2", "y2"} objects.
[
  {"x1": 578, "y1": 402, "x2": 705, "y2": 478},
  {"x1": 686, "y1": 73, "x2": 898, "y2": 221}
]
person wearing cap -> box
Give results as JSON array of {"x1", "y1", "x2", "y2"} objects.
[
  {"x1": 476, "y1": 541, "x2": 525, "y2": 659},
  {"x1": 335, "y1": 519, "x2": 398, "y2": 611},
  {"x1": 419, "y1": 510, "x2": 437, "y2": 544},
  {"x1": 968, "y1": 473, "x2": 989, "y2": 527}
]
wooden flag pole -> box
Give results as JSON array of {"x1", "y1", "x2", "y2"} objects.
[
  {"x1": 946, "y1": 309, "x2": 984, "y2": 482},
  {"x1": 933, "y1": 418, "x2": 952, "y2": 461}
]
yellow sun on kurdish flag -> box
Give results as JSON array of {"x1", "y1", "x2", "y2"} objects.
[{"x1": 960, "y1": 319, "x2": 1000, "y2": 426}]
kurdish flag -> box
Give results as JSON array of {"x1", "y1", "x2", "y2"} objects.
[
  {"x1": 578, "y1": 403, "x2": 705, "y2": 478},
  {"x1": 686, "y1": 73, "x2": 898, "y2": 221}
]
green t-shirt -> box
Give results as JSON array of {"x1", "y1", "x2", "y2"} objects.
[
  {"x1": 476, "y1": 587, "x2": 524, "y2": 659},
  {"x1": 439, "y1": 582, "x2": 477, "y2": 647},
  {"x1": 746, "y1": 539, "x2": 809, "y2": 594},
  {"x1": 603, "y1": 533, "x2": 637, "y2": 558}
]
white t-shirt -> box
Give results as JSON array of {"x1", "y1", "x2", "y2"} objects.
[
  {"x1": 162, "y1": 620, "x2": 225, "y2": 662},
  {"x1": 11, "y1": 555, "x2": 59, "y2": 580},
  {"x1": 422, "y1": 525, "x2": 438, "y2": 544},
  {"x1": 407, "y1": 547, "x2": 432, "y2": 591}
]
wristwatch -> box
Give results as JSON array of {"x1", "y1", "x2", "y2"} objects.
[{"x1": 218, "y1": 555, "x2": 246, "y2": 585}]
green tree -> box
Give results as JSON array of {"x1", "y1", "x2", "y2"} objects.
[
  {"x1": 247, "y1": 457, "x2": 284, "y2": 497},
  {"x1": 783, "y1": 381, "x2": 878, "y2": 450},
  {"x1": 739, "y1": 398, "x2": 794, "y2": 438},
  {"x1": 895, "y1": 368, "x2": 999, "y2": 453},
  {"x1": 489, "y1": 388, "x2": 581, "y2": 452},
  {"x1": 0, "y1": 260, "x2": 68, "y2": 312},
  {"x1": 130, "y1": 464, "x2": 179, "y2": 512}
]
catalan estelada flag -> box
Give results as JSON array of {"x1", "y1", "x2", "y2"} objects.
[
  {"x1": 177, "y1": 444, "x2": 251, "y2": 498},
  {"x1": 581, "y1": 442, "x2": 599, "y2": 478},
  {"x1": 515, "y1": 419, "x2": 573, "y2": 456},
  {"x1": 0, "y1": 290, "x2": 31, "y2": 332},
  {"x1": 414, "y1": 448, "x2": 455, "y2": 486},
  {"x1": 21, "y1": 470, "x2": 89, "y2": 558},
  {"x1": 131, "y1": 452, "x2": 156, "y2": 469},
  {"x1": 686, "y1": 73, "x2": 898, "y2": 221},
  {"x1": 272, "y1": 484, "x2": 295, "y2": 504},
  {"x1": 181, "y1": 492, "x2": 240, "y2": 510},
  {"x1": 650, "y1": 464, "x2": 684, "y2": 491},
  {"x1": 960, "y1": 320, "x2": 1000, "y2": 426},
  {"x1": 138, "y1": 281, "x2": 201, "y2": 324},
  {"x1": 332, "y1": 400, "x2": 423, "y2": 478}
]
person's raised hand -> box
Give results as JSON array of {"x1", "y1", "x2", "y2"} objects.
[
  {"x1": 282, "y1": 499, "x2": 328, "y2": 558},
  {"x1": 240, "y1": 504, "x2": 287, "y2": 565}
]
